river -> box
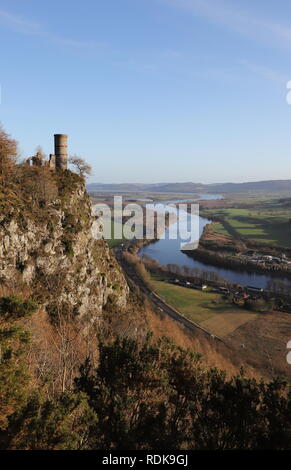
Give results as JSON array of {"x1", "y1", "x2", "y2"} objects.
[{"x1": 139, "y1": 194, "x2": 291, "y2": 289}]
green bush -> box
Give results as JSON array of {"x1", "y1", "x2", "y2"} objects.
[
  {"x1": 61, "y1": 239, "x2": 74, "y2": 258},
  {"x1": 74, "y1": 336, "x2": 291, "y2": 450},
  {"x1": 4, "y1": 392, "x2": 97, "y2": 450},
  {"x1": 0, "y1": 296, "x2": 38, "y2": 320},
  {"x1": 0, "y1": 325, "x2": 31, "y2": 433}
]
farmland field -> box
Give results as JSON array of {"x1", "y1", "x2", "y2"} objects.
[
  {"x1": 151, "y1": 278, "x2": 258, "y2": 337},
  {"x1": 202, "y1": 205, "x2": 291, "y2": 248}
]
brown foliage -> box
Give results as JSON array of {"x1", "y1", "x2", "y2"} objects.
[
  {"x1": 16, "y1": 165, "x2": 58, "y2": 208},
  {"x1": 0, "y1": 125, "x2": 18, "y2": 187},
  {"x1": 122, "y1": 251, "x2": 151, "y2": 287}
]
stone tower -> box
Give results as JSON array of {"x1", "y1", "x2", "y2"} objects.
[{"x1": 54, "y1": 134, "x2": 68, "y2": 170}]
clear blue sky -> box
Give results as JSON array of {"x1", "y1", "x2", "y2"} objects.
[{"x1": 1, "y1": 0, "x2": 291, "y2": 183}]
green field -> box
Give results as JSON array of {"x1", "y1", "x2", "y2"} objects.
[
  {"x1": 203, "y1": 206, "x2": 291, "y2": 248},
  {"x1": 151, "y1": 278, "x2": 258, "y2": 337},
  {"x1": 211, "y1": 222, "x2": 230, "y2": 236}
]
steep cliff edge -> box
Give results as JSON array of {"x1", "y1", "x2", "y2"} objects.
[{"x1": 0, "y1": 170, "x2": 128, "y2": 324}]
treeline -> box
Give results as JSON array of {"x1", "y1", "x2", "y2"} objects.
[
  {"x1": 141, "y1": 254, "x2": 228, "y2": 285},
  {"x1": 266, "y1": 280, "x2": 291, "y2": 296},
  {"x1": 1, "y1": 307, "x2": 291, "y2": 450},
  {"x1": 185, "y1": 246, "x2": 291, "y2": 280},
  {"x1": 142, "y1": 255, "x2": 291, "y2": 303}
]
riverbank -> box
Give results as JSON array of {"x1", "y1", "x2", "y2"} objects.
[{"x1": 182, "y1": 223, "x2": 291, "y2": 282}]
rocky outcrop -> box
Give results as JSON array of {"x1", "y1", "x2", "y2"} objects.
[{"x1": 0, "y1": 175, "x2": 128, "y2": 324}]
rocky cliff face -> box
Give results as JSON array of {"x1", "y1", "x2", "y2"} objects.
[{"x1": 0, "y1": 172, "x2": 128, "y2": 324}]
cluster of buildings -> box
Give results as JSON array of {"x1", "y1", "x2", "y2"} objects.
[
  {"x1": 241, "y1": 251, "x2": 291, "y2": 267},
  {"x1": 166, "y1": 277, "x2": 265, "y2": 301}
]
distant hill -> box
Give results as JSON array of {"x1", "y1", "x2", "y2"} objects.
[{"x1": 87, "y1": 180, "x2": 291, "y2": 194}]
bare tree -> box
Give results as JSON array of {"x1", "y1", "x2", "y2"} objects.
[
  {"x1": 69, "y1": 155, "x2": 92, "y2": 177},
  {"x1": 0, "y1": 125, "x2": 18, "y2": 186}
]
